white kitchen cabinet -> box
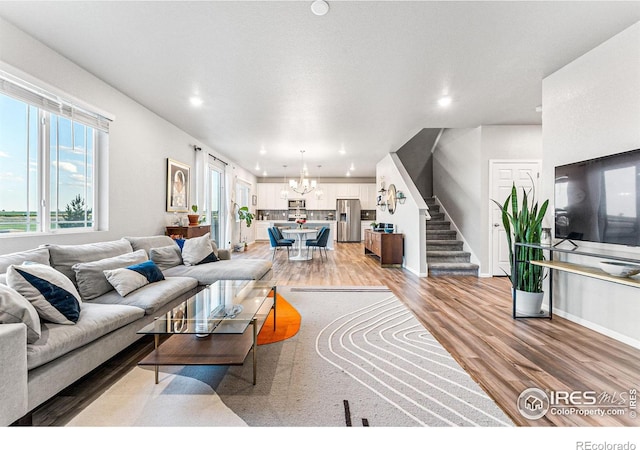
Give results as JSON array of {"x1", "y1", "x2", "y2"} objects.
[
  {"x1": 316, "y1": 183, "x2": 337, "y2": 210},
  {"x1": 257, "y1": 183, "x2": 288, "y2": 210},
  {"x1": 359, "y1": 184, "x2": 377, "y2": 209},
  {"x1": 335, "y1": 183, "x2": 360, "y2": 198},
  {"x1": 255, "y1": 221, "x2": 272, "y2": 241}
]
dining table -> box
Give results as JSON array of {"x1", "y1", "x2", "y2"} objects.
[{"x1": 280, "y1": 228, "x2": 319, "y2": 261}]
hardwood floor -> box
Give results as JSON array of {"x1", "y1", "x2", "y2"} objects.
[{"x1": 30, "y1": 241, "x2": 640, "y2": 426}]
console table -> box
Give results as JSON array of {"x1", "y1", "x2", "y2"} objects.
[
  {"x1": 165, "y1": 225, "x2": 210, "y2": 239},
  {"x1": 515, "y1": 242, "x2": 640, "y2": 319},
  {"x1": 364, "y1": 229, "x2": 403, "y2": 267}
]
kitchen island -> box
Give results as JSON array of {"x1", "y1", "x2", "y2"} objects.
[{"x1": 255, "y1": 220, "x2": 336, "y2": 250}]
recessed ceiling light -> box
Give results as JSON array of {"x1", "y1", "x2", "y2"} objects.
[
  {"x1": 255, "y1": 163, "x2": 260, "y2": 171},
  {"x1": 259, "y1": 148, "x2": 267, "y2": 155},
  {"x1": 338, "y1": 149, "x2": 346, "y2": 155},
  {"x1": 346, "y1": 171, "x2": 351, "y2": 177},
  {"x1": 263, "y1": 170, "x2": 267, "y2": 176},
  {"x1": 189, "y1": 96, "x2": 203, "y2": 107},
  {"x1": 438, "y1": 96, "x2": 452, "y2": 107},
  {"x1": 535, "y1": 105, "x2": 543, "y2": 113},
  {"x1": 349, "y1": 163, "x2": 355, "y2": 171},
  {"x1": 311, "y1": 0, "x2": 329, "y2": 16}
]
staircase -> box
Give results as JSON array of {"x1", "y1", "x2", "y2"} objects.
[{"x1": 426, "y1": 198, "x2": 479, "y2": 276}]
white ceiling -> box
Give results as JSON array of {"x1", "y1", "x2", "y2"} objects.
[{"x1": 1, "y1": 1, "x2": 640, "y2": 178}]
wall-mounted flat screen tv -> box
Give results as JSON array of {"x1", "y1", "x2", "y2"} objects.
[{"x1": 555, "y1": 148, "x2": 640, "y2": 246}]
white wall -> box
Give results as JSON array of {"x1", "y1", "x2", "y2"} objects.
[
  {"x1": 542, "y1": 21, "x2": 640, "y2": 347},
  {"x1": 433, "y1": 128, "x2": 482, "y2": 259},
  {"x1": 376, "y1": 153, "x2": 428, "y2": 276},
  {"x1": 433, "y1": 126, "x2": 543, "y2": 275},
  {"x1": 0, "y1": 17, "x2": 253, "y2": 254}
]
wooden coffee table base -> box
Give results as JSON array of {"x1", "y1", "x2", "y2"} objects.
[{"x1": 139, "y1": 318, "x2": 259, "y2": 384}]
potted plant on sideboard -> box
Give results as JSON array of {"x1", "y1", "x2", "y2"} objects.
[
  {"x1": 493, "y1": 180, "x2": 549, "y2": 316},
  {"x1": 188, "y1": 205, "x2": 202, "y2": 226}
]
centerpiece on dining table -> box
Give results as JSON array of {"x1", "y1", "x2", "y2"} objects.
[{"x1": 295, "y1": 218, "x2": 307, "y2": 229}]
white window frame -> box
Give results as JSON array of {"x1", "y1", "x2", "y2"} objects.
[{"x1": 0, "y1": 67, "x2": 112, "y2": 235}]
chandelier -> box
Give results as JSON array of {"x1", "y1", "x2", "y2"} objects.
[{"x1": 289, "y1": 150, "x2": 317, "y2": 195}]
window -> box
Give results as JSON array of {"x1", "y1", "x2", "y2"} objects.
[
  {"x1": 236, "y1": 180, "x2": 250, "y2": 222},
  {"x1": 0, "y1": 71, "x2": 110, "y2": 234}
]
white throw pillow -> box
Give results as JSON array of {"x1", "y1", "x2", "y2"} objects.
[
  {"x1": 7, "y1": 262, "x2": 82, "y2": 325},
  {"x1": 181, "y1": 233, "x2": 219, "y2": 266},
  {"x1": 72, "y1": 249, "x2": 148, "y2": 300},
  {"x1": 0, "y1": 283, "x2": 42, "y2": 344},
  {"x1": 104, "y1": 260, "x2": 165, "y2": 297}
]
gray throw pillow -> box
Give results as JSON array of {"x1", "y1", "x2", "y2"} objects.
[
  {"x1": 149, "y1": 245, "x2": 183, "y2": 270},
  {"x1": 0, "y1": 247, "x2": 51, "y2": 285},
  {"x1": 42, "y1": 239, "x2": 133, "y2": 284},
  {"x1": 72, "y1": 249, "x2": 148, "y2": 300},
  {"x1": 0, "y1": 283, "x2": 41, "y2": 344}
]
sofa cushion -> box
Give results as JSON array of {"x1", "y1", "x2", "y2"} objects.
[
  {"x1": 72, "y1": 249, "x2": 148, "y2": 301},
  {"x1": 103, "y1": 260, "x2": 165, "y2": 297},
  {"x1": 163, "y1": 259, "x2": 273, "y2": 285},
  {"x1": 42, "y1": 239, "x2": 133, "y2": 285},
  {"x1": 26, "y1": 302, "x2": 145, "y2": 370},
  {"x1": 0, "y1": 247, "x2": 50, "y2": 285},
  {"x1": 149, "y1": 244, "x2": 183, "y2": 270},
  {"x1": 182, "y1": 233, "x2": 219, "y2": 266},
  {"x1": 124, "y1": 235, "x2": 175, "y2": 256},
  {"x1": 0, "y1": 283, "x2": 41, "y2": 344},
  {"x1": 7, "y1": 263, "x2": 82, "y2": 325},
  {"x1": 89, "y1": 276, "x2": 198, "y2": 315}
]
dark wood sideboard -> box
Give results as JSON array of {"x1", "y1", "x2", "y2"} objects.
[
  {"x1": 364, "y1": 229, "x2": 403, "y2": 267},
  {"x1": 165, "y1": 225, "x2": 211, "y2": 239}
]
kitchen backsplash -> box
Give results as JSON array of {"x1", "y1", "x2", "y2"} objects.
[
  {"x1": 256, "y1": 210, "x2": 337, "y2": 220},
  {"x1": 256, "y1": 209, "x2": 377, "y2": 221}
]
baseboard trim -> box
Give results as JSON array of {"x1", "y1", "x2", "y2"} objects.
[{"x1": 553, "y1": 309, "x2": 640, "y2": 350}]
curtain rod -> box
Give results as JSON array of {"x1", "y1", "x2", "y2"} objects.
[
  {"x1": 208, "y1": 154, "x2": 229, "y2": 166},
  {"x1": 192, "y1": 145, "x2": 229, "y2": 166}
]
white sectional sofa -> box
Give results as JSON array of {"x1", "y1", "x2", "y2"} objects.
[{"x1": 0, "y1": 234, "x2": 272, "y2": 426}]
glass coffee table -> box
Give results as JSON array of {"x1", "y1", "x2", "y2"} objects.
[{"x1": 137, "y1": 279, "x2": 276, "y2": 385}]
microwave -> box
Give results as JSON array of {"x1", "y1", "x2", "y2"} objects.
[{"x1": 288, "y1": 199, "x2": 306, "y2": 208}]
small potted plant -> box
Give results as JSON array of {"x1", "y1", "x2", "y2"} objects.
[
  {"x1": 370, "y1": 221, "x2": 378, "y2": 230},
  {"x1": 188, "y1": 205, "x2": 201, "y2": 226}
]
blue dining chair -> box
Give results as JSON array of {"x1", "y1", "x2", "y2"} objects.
[
  {"x1": 305, "y1": 226, "x2": 330, "y2": 261},
  {"x1": 268, "y1": 227, "x2": 293, "y2": 260},
  {"x1": 273, "y1": 227, "x2": 295, "y2": 244}
]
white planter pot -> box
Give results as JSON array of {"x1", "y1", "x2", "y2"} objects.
[{"x1": 515, "y1": 289, "x2": 544, "y2": 316}]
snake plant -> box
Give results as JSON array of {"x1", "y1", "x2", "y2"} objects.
[{"x1": 493, "y1": 180, "x2": 549, "y2": 293}]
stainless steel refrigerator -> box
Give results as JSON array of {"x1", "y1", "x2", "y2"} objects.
[{"x1": 336, "y1": 198, "x2": 361, "y2": 242}]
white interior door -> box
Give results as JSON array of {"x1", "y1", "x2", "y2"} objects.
[{"x1": 490, "y1": 160, "x2": 542, "y2": 276}]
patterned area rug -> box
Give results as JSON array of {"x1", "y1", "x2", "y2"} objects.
[{"x1": 67, "y1": 286, "x2": 513, "y2": 427}]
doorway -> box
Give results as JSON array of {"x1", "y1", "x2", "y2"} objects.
[
  {"x1": 489, "y1": 159, "x2": 542, "y2": 276},
  {"x1": 206, "y1": 158, "x2": 226, "y2": 246}
]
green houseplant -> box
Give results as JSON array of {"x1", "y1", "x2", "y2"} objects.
[
  {"x1": 493, "y1": 180, "x2": 549, "y2": 315},
  {"x1": 188, "y1": 204, "x2": 202, "y2": 226},
  {"x1": 233, "y1": 203, "x2": 255, "y2": 250}
]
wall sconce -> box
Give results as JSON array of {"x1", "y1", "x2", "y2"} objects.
[
  {"x1": 378, "y1": 201, "x2": 387, "y2": 211},
  {"x1": 396, "y1": 191, "x2": 406, "y2": 204}
]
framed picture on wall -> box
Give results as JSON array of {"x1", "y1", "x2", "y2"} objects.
[
  {"x1": 252, "y1": 194, "x2": 257, "y2": 206},
  {"x1": 167, "y1": 158, "x2": 190, "y2": 212}
]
